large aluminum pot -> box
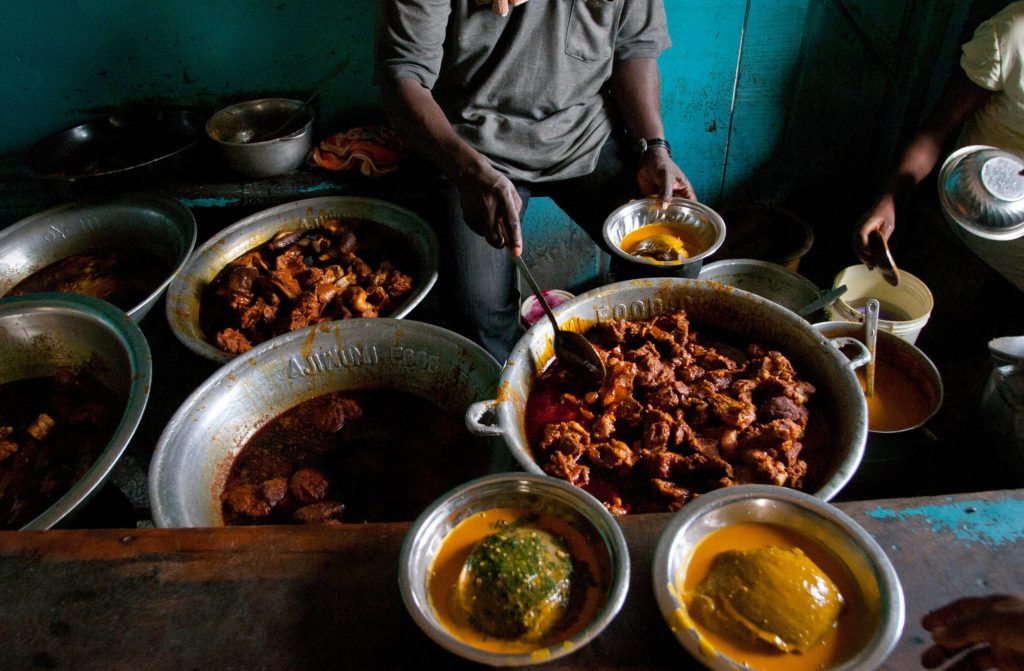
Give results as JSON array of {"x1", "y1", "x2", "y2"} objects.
[
  {"x1": 0, "y1": 194, "x2": 197, "y2": 322},
  {"x1": 150, "y1": 318, "x2": 508, "y2": 527},
  {"x1": 166, "y1": 196, "x2": 439, "y2": 364},
  {"x1": 0, "y1": 293, "x2": 152, "y2": 529},
  {"x1": 467, "y1": 278, "x2": 869, "y2": 502}
]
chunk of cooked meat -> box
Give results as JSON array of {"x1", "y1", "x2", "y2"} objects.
[
  {"x1": 290, "y1": 468, "x2": 330, "y2": 504},
  {"x1": 26, "y1": 413, "x2": 55, "y2": 441},
  {"x1": 293, "y1": 500, "x2": 345, "y2": 524}
]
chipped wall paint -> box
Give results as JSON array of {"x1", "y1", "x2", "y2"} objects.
[{"x1": 866, "y1": 498, "x2": 1024, "y2": 546}]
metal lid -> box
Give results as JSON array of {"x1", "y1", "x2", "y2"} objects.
[{"x1": 939, "y1": 145, "x2": 1024, "y2": 240}]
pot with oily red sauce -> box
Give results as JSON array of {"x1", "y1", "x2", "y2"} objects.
[{"x1": 221, "y1": 388, "x2": 494, "y2": 525}]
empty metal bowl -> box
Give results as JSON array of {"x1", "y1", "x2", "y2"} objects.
[
  {"x1": 0, "y1": 293, "x2": 152, "y2": 529},
  {"x1": 0, "y1": 195, "x2": 197, "y2": 322},
  {"x1": 698, "y1": 258, "x2": 821, "y2": 316},
  {"x1": 652, "y1": 485, "x2": 905, "y2": 671},
  {"x1": 939, "y1": 144, "x2": 1024, "y2": 240},
  {"x1": 603, "y1": 197, "x2": 726, "y2": 279},
  {"x1": 165, "y1": 195, "x2": 439, "y2": 364},
  {"x1": 206, "y1": 98, "x2": 315, "y2": 178},
  {"x1": 149, "y1": 318, "x2": 507, "y2": 527},
  {"x1": 399, "y1": 472, "x2": 630, "y2": 666}
]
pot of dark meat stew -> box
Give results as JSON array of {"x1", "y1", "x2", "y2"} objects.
[
  {"x1": 467, "y1": 278, "x2": 869, "y2": 514},
  {"x1": 150, "y1": 318, "x2": 509, "y2": 527}
]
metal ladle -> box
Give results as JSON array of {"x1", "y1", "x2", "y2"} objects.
[
  {"x1": 512, "y1": 255, "x2": 606, "y2": 387},
  {"x1": 864, "y1": 298, "x2": 880, "y2": 397}
]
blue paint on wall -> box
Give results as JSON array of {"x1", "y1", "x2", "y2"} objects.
[
  {"x1": 866, "y1": 498, "x2": 1024, "y2": 546},
  {"x1": 179, "y1": 197, "x2": 241, "y2": 209}
]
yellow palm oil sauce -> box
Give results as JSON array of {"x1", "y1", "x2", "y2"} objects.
[
  {"x1": 620, "y1": 223, "x2": 701, "y2": 263},
  {"x1": 856, "y1": 359, "x2": 933, "y2": 432},
  {"x1": 678, "y1": 522, "x2": 872, "y2": 671},
  {"x1": 428, "y1": 507, "x2": 605, "y2": 655}
]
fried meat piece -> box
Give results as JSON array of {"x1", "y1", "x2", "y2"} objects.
[
  {"x1": 26, "y1": 413, "x2": 55, "y2": 441},
  {"x1": 543, "y1": 451, "x2": 589, "y2": 487},
  {"x1": 0, "y1": 427, "x2": 16, "y2": 462},
  {"x1": 290, "y1": 468, "x2": 330, "y2": 504},
  {"x1": 310, "y1": 394, "x2": 364, "y2": 433},
  {"x1": 216, "y1": 328, "x2": 253, "y2": 354},
  {"x1": 293, "y1": 500, "x2": 345, "y2": 524}
]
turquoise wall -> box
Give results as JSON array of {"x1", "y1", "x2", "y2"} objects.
[{"x1": 0, "y1": 0, "x2": 1003, "y2": 290}]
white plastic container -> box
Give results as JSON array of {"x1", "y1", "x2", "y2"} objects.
[{"x1": 828, "y1": 265, "x2": 934, "y2": 344}]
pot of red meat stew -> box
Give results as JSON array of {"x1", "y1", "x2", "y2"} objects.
[
  {"x1": 0, "y1": 293, "x2": 151, "y2": 529},
  {"x1": 466, "y1": 278, "x2": 869, "y2": 514},
  {"x1": 166, "y1": 195, "x2": 438, "y2": 364},
  {"x1": 150, "y1": 318, "x2": 510, "y2": 527}
]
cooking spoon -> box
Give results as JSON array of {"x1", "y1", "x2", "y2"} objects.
[
  {"x1": 512, "y1": 255, "x2": 606, "y2": 387},
  {"x1": 248, "y1": 60, "x2": 350, "y2": 143},
  {"x1": 864, "y1": 298, "x2": 879, "y2": 397},
  {"x1": 868, "y1": 231, "x2": 900, "y2": 286}
]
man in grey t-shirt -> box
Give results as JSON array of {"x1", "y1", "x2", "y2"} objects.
[{"x1": 378, "y1": 0, "x2": 694, "y2": 361}]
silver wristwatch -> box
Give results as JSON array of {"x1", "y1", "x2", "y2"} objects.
[{"x1": 637, "y1": 137, "x2": 672, "y2": 157}]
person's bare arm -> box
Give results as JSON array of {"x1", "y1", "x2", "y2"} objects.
[
  {"x1": 381, "y1": 77, "x2": 523, "y2": 255},
  {"x1": 855, "y1": 71, "x2": 991, "y2": 266},
  {"x1": 610, "y1": 57, "x2": 697, "y2": 205}
]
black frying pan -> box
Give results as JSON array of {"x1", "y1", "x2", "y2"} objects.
[{"x1": 23, "y1": 107, "x2": 206, "y2": 188}]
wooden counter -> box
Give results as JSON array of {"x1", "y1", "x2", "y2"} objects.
[{"x1": 0, "y1": 489, "x2": 1021, "y2": 670}]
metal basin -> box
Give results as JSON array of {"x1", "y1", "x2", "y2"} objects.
[
  {"x1": 698, "y1": 258, "x2": 821, "y2": 317},
  {"x1": 206, "y1": 98, "x2": 315, "y2": 178},
  {"x1": 165, "y1": 196, "x2": 439, "y2": 364},
  {"x1": 0, "y1": 195, "x2": 197, "y2": 322},
  {"x1": 652, "y1": 485, "x2": 904, "y2": 671},
  {"x1": 0, "y1": 293, "x2": 152, "y2": 529},
  {"x1": 467, "y1": 278, "x2": 869, "y2": 503},
  {"x1": 149, "y1": 318, "x2": 507, "y2": 528}
]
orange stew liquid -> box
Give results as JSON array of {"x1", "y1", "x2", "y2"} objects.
[{"x1": 856, "y1": 360, "x2": 933, "y2": 432}]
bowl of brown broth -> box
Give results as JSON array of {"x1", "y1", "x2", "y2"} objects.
[{"x1": 0, "y1": 195, "x2": 196, "y2": 322}]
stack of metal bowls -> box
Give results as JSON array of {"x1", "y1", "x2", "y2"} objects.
[
  {"x1": 938, "y1": 144, "x2": 1024, "y2": 240},
  {"x1": 603, "y1": 197, "x2": 726, "y2": 279}
]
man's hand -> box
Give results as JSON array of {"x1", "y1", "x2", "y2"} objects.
[
  {"x1": 456, "y1": 160, "x2": 524, "y2": 256},
  {"x1": 637, "y1": 147, "x2": 697, "y2": 206},
  {"x1": 921, "y1": 595, "x2": 1024, "y2": 670},
  {"x1": 854, "y1": 195, "x2": 896, "y2": 268}
]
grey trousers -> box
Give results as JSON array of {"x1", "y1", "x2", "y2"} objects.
[{"x1": 438, "y1": 135, "x2": 641, "y2": 362}]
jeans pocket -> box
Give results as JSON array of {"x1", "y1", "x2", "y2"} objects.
[{"x1": 565, "y1": 0, "x2": 616, "y2": 62}]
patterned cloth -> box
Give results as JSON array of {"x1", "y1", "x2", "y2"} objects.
[{"x1": 308, "y1": 126, "x2": 405, "y2": 176}]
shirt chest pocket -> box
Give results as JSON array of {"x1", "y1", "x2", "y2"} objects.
[{"x1": 565, "y1": 0, "x2": 617, "y2": 62}]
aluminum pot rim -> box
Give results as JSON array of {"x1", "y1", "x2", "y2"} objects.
[
  {"x1": 164, "y1": 195, "x2": 440, "y2": 364},
  {"x1": 0, "y1": 292, "x2": 152, "y2": 529},
  {"x1": 398, "y1": 471, "x2": 630, "y2": 666},
  {"x1": 651, "y1": 484, "x2": 905, "y2": 671},
  {"x1": 0, "y1": 194, "x2": 198, "y2": 322},
  {"x1": 487, "y1": 278, "x2": 867, "y2": 503}
]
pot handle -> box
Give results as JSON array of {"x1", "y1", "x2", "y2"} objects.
[
  {"x1": 827, "y1": 336, "x2": 872, "y2": 370},
  {"x1": 465, "y1": 400, "x2": 504, "y2": 437}
]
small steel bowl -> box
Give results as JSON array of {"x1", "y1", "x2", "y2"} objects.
[
  {"x1": 652, "y1": 485, "x2": 904, "y2": 671},
  {"x1": 149, "y1": 318, "x2": 507, "y2": 527},
  {"x1": 206, "y1": 98, "x2": 315, "y2": 178},
  {"x1": 603, "y1": 197, "x2": 726, "y2": 279},
  {"x1": 399, "y1": 473, "x2": 630, "y2": 666},
  {"x1": 939, "y1": 144, "x2": 1024, "y2": 240},
  {"x1": 0, "y1": 293, "x2": 152, "y2": 529},
  {"x1": 165, "y1": 195, "x2": 439, "y2": 364},
  {"x1": 698, "y1": 259, "x2": 821, "y2": 316},
  {"x1": 0, "y1": 195, "x2": 197, "y2": 322}
]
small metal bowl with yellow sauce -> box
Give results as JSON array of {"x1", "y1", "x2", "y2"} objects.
[
  {"x1": 603, "y1": 197, "x2": 726, "y2": 279},
  {"x1": 398, "y1": 473, "x2": 629, "y2": 666},
  {"x1": 652, "y1": 485, "x2": 904, "y2": 671}
]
